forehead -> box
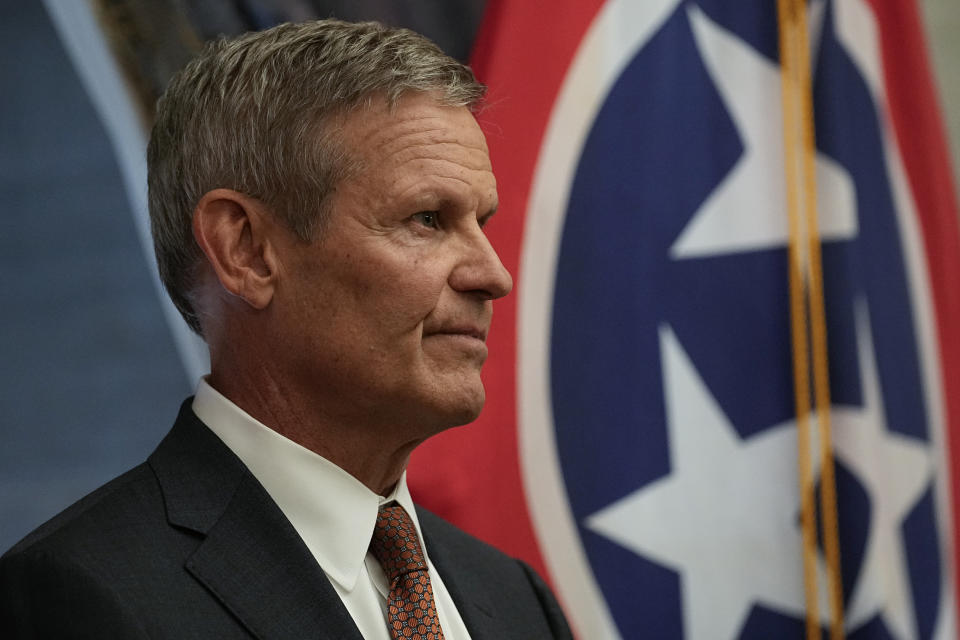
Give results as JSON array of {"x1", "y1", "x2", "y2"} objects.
[{"x1": 339, "y1": 92, "x2": 492, "y2": 176}]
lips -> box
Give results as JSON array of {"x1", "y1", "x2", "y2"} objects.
[{"x1": 424, "y1": 325, "x2": 488, "y2": 341}]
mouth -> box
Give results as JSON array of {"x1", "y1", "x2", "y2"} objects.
[{"x1": 424, "y1": 325, "x2": 488, "y2": 342}]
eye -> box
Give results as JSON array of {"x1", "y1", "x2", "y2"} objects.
[{"x1": 411, "y1": 211, "x2": 440, "y2": 229}]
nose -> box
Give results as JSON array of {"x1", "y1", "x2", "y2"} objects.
[{"x1": 449, "y1": 227, "x2": 513, "y2": 300}]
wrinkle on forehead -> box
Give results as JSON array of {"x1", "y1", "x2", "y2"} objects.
[
  {"x1": 392, "y1": 163, "x2": 497, "y2": 205},
  {"x1": 368, "y1": 117, "x2": 489, "y2": 150},
  {"x1": 346, "y1": 98, "x2": 489, "y2": 158},
  {"x1": 367, "y1": 132, "x2": 489, "y2": 178},
  {"x1": 331, "y1": 93, "x2": 497, "y2": 217},
  {"x1": 391, "y1": 154, "x2": 497, "y2": 210},
  {"x1": 384, "y1": 139, "x2": 491, "y2": 171}
]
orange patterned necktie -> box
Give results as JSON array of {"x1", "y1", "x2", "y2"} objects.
[{"x1": 369, "y1": 504, "x2": 446, "y2": 640}]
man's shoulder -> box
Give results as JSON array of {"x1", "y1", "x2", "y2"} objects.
[
  {"x1": 415, "y1": 506, "x2": 500, "y2": 557},
  {"x1": 2, "y1": 400, "x2": 229, "y2": 565},
  {"x1": 1, "y1": 399, "x2": 212, "y2": 569},
  {"x1": 0, "y1": 407, "x2": 254, "y2": 638},
  {"x1": 3, "y1": 462, "x2": 162, "y2": 561},
  {"x1": 415, "y1": 506, "x2": 574, "y2": 639},
  {"x1": 0, "y1": 461, "x2": 174, "y2": 637},
  {"x1": 415, "y1": 505, "x2": 544, "y2": 587}
]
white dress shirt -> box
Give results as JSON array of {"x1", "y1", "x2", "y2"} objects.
[{"x1": 192, "y1": 379, "x2": 472, "y2": 640}]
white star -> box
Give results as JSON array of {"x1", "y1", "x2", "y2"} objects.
[
  {"x1": 833, "y1": 302, "x2": 932, "y2": 639},
  {"x1": 586, "y1": 324, "x2": 816, "y2": 640},
  {"x1": 671, "y1": 3, "x2": 856, "y2": 260},
  {"x1": 585, "y1": 301, "x2": 932, "y2": 639}
]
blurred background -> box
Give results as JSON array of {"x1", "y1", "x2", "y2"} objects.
[{"x1": 1, "y1": 0, "x2": 958, "y2": 565}]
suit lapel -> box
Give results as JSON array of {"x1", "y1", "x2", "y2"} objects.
[
  {"x1": 418, "y1": 513, "x2": 503, "y2": 640},
  {"x1": 186, "y1": 474, "x2": 363, "y2": 640},
  {"x1": 149, "y1": 403, "x2": 364, "y2": 640}
]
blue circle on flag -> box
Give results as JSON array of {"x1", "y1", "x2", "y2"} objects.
[{"x1": 549, "y1": 3, "x2": 942, "y2": 638}]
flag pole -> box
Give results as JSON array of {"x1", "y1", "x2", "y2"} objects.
[{"x1": 776, "y1": 0, "x2": 845, "y2": 638}]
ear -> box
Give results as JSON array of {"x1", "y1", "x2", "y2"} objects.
[{"x1": 192, "y1": 189, "x2": 280, "y2": 310}]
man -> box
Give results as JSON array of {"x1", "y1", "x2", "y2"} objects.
[{"x1": 0, "y1": 19, "x2": 572, "y2": 639}]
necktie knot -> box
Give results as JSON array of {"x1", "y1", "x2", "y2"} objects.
[
  {"x1": 370, "y1": 504, "x2": 427, "y2": 582},
  {"x1": 369, "y1": 503, "x2": 446, "y2": 640}
]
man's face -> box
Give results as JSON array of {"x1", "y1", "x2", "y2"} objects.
[{"x1": 271, "y1": 91, "x2": 512, "y2": 435}]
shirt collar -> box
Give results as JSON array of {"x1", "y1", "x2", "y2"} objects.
[{"x1": 192, "y1": 378, "x2": 423, "y2": 591}]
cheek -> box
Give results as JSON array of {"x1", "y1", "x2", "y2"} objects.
[{"x1": 353, "y1": 253, "x2": 450, "y2": 324}]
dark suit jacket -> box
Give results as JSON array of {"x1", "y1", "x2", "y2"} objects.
[{"x1": 0, "y1": 401, "x2": 572, "y2": 639}]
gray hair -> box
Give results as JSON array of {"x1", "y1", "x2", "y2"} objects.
[{"x1": 147, "y1": 19, "x2": 485, "y2": 335}]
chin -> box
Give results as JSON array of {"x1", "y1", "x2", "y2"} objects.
[
  {"x1": 423, "y1": 386, "x2": 486, "y2": 431},
  {"x1": 450, "y1": 401, "x2": 485, "y2": 427}
]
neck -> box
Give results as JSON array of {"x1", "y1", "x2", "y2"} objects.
[{"x1": 207, "y1": 352, "x2": 420, "y2": 496}]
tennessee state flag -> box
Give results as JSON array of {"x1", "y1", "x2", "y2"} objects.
[{"x1": 408, "y1": 1, "x2": 960, "y2": 638}]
